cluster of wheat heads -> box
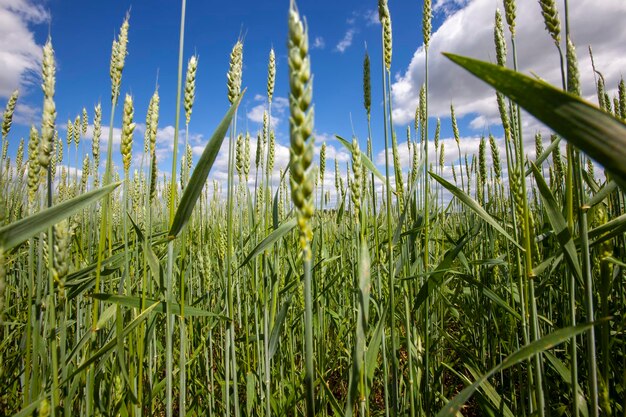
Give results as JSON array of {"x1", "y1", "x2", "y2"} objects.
[{"x1": 0, "y1": 0, "x2": 625, "y2": 416}]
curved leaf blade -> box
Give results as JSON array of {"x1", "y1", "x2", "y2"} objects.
[
  {"x1": 169, "y1": 91, "x2": 245, "y2": 238},
  {"x1": 430, "y1": 171, "x2": 523, "y2": 251},
  {"x1": 436, "y1": 321, "x2": 601, "y2": 417},
  {"x1": 238, "y1": 218, "x2": 297, "y2": 269},
  {"x1": 0, "y1": 181, "x2": 121, "y2": 250},
  {"x1": 444, "y1": 53, "x2": 626, "y2": 189}
]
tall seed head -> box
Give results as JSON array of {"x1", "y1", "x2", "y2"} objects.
[
  {"x1": 422, "y1": 0, "x2": 432, "y2": 48},
  {"x1": 434, "y1": 118, "x2": 440, "y2": 150},
  {"x1": 566, "y1": 36, "x2": 580, "y2": 96},
  {"x1": 494, "y1": 9, "x2": 507, "y2": 67},
  {"x1": 451, "y1": 105, "x2": 460, "y2": 146},
  {"x1": 263, "y1": 111, "x2": 269, "y2": 144},
  {"x1": 236, "y1": 133, "x2": 244, "y2": 182},
  {"x1": 39, "y1": 39, "x2": 56, "y2": 169},
  {"x1": 66, "y1": 119, "x2": 73, "y2": 147},
  {"x1": 184, "y1": 55, "x2": 198, "y2": 125},
  {"x1": 618, "y1": 78, "x2": 626, "y2": 120},
  {"x1": 363, "y1": 51, "x2": 371, "y2": 119},
  {"x1": 2, "y1": 89, "x2": 18, "y2": 140},
  {"x1": 73, "y1": 115, "x2": 81, "y2": 147},
  {"x1": 15, "y1": 137, "x2": 24, "y2": 173},
  {"x1": 147, "y1": 91, "x2": 160, "y2": 155},
  {"x1": 110, "y1": 15, "x2": 130, "y2": 103},
  {"x1": 320, "y1": 142, "x2": 326, "y2": 182},
  {"x1": 227, "y1": 41, "x2": 243, "y2": 105},
  {"x1": 288, "y1": 1, "x2": 315, "y2": 252},
  {"x1": 350, "y1": 136, "x2": 362, "y2": 220},
  {"x1": 503, "y1": 0, "x2": 516, "y2": 37},
  {"x1": 268, "y1": 130, "x2": 275, "y2": 173},
  {"x1": 93, "y1": 103, "x2": 102, "y2": 169},
  {"x1": 81, "y1": 108, "x2": 88, "y2": 136},
  {"x1": 149, "y1": 153, "x2": 157, "y2": 202},
  {"x1": 535, "y1": 132, "x2": 543, "y2": 159},
  {"x1": 267, "y1": 48, "x2": 276, "y2": 104},
  {"x1": 382, "y1": 17, "x2": 392, "y2": 71},
  {"x1": 27, "y1": 125, "x2": 40, "y2": 204},
  {"x1": 120, "y1": 94, "x2": 135, "y2": 173},
  {"x1": 244, "y1": 132, "x2": 250, "y2": 182},
  {"x1": 81, "y1": 154, "x2": 90, "y2": 191},
  {"x1": 439, "y1": 141, "x2": 445, "y2": 168},
  {"x1": 185, "y1": 143, "x2": 192, "y2": 175},
  {"x1": 489, "y1": 134, "x2": 501, "y2": 182},
  {"x1": 539, "y1": 0, "x2": 561, "y2": 45}
]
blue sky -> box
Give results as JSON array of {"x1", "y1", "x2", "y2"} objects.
[{"x1": 2, "y1": 0, "x2": 626, "y2": 198}]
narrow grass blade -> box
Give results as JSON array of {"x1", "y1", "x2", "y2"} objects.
[
  {"x1": 239, "y1": 218, "x2": 297, "y2": 268},
  {"x1": 584, "y1": 180, "x2": 617, "y2": 210},
  {"x1": 64, "y1": 302, "x2": 160, "y2": 383},
  {"x1": 336, "y1": 135, "x2": 386, "y2": 185},
  {"x1": 0, "y1": 181, "x2": 121, "y2": 250},
  {"x1": 92, "y1": 293, "x2": 228, "y2": 319},
  {"x1": 169, "y1": 91, "x2": 245, "y2": 238},
  {"x1": 444, "y1": 53, "x2": 626, "y2": 189},
  {"x1": 414, "y1": 230, "x2": 474, "y2": 312},
  {"x1": 269, "y1": 296, "x2": 291, "y2": 360},
  {"x1": 430, "y1": 171, "x2": 523, "y2": 251},
  {"x1": 531, "y1": 163, "x2": 583, "y2": 283},
  {"x1": 436, "y1": 321, "x2": 602, "y2": 417},
  {"x1": 465, "y1": 365, "x2": 515, "y2": 417},
  {"x1": 129, "y1": 214, "x2": 161, "y2": 282}
]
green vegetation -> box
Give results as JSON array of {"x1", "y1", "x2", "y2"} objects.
[{"x1": 0, "y1": 0, "x2": 624, "y2": 416}]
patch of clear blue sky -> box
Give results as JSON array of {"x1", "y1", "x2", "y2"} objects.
[{"x1": 7, "y1": 0, "x2": 460, "y2": 170}]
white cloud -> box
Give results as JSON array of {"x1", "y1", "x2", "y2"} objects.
[
  {"x1": 13, "y1": 102, "x2": 39, "y2": 126},
  {"x1": 313, "y1": 36, "x2": 326, "y2": 50},
  {"x1": 336, "y1": 28, "x2": 356, "y2": 53},
  {"x1": 0, "y1": 0, "x2": 49, "y2": 98},
  {"x1": 391, "y1": 0, "x2": 626, "y2": 130},
  {"x1": 433, "y1": 0, "x2": 470, "y2": 15},
  {"x1": 246, "y1": 95, "x2": 288, "y2": 126},
  {"x1": 364, "y1": 9, "x2": 380, "y2": 26}
]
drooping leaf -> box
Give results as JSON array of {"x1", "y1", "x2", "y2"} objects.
[
  {"x1": 531, "y1": 163, "x2": 583, "y2": 283},
  {"x1": 336, "y1": 135, "x2": 387, "y2": 185},
  {"x1": 444, "y1": 53, "x2": 626, "y2": 190},
  {"x1": 239, "y1": 218, "x2": 297, "y2": 269},
  {"x1": 0, "y1": 181, "x2": 121, "y2": 250},
  {"x1": 430, "y1": 171, "x2": 523, "y2": 251},
  {"x1": 92, "y1": 293, "x2": 228, "y2": 319},
  {"x1": 169, "y1": 91, "x2": 245, "y2": 238},
  {"x1": 436, "y1": 320, "x2": 602, "y2": 417}
]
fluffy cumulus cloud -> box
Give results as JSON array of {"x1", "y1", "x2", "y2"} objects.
[
  {"x1": 0, "y1": 0, "x2": 49, "y2": 98},
  {"x1": 247, "y1": 95, "x2": 288, "y2": 126},
  {"x1": 391, "y1": 0, "x2": 626, "y2": 128}
]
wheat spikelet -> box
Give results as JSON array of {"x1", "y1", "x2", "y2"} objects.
[
  {"x1": 378, "y1": 0, "x2": 392, "y2": 71},
  {"x1": 363, "y1": 51, "x2": 371, "y2": 119},
  {"x1": 39, "y1": 39, "x2": 56, "y2": 169},
  {"x1": 539, "y1": 0, "x2": 560, "y2": 45},
  {"x1": 350, "y1": 137, "x2": 362, "y2": 220},
  {"x1": 494, "y1": 9, "x2": 507, "y2": 67},
  {"x1": 227, "y1": 41, "x2": 243, "y2": 105},
  {"x1": 185, "y1": 55, "x2": 198, "y2": 125},
  {"x1": 288, "y1": 1, "x2": 315, "y2": 252},
  {"x1": 73, "y1": 115, "x2": 81, "y2": 148},
  {"x1": 120, "y1": 94, "x2": 135, "y2": 173},
  {"x1": 110, "y1": 14, "x2": 130, "y2": 103},
  {"x1": 503, "y1": 0, "x2": 516, "y2": 37},
  {"x1": 267, "y1": 48, "x2": 276, "y2": 104},
  {"x1": 1, "y1": 90, "x2": 18, "y2": 141},
  {"x1": 422, "y1": 0, "x2": 432, "y2": 48},
  {"x1": 566, "y1": 36, "x2": 580, "y2": 96}
]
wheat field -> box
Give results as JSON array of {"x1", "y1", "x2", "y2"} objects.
[{"x1": 0, "y1": 0, "x2": 625, "y2": 416}]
